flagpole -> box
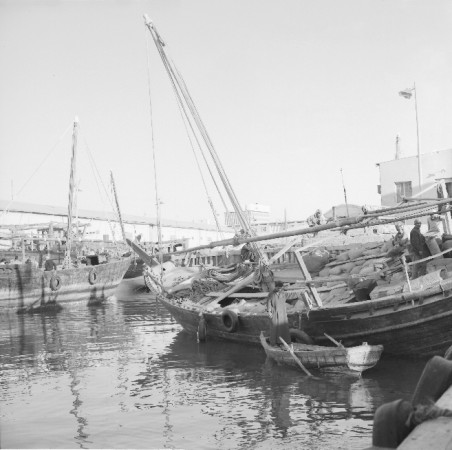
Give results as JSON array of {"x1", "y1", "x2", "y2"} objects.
[{"x1": 413, "y1": 82, "x2": 422, "y2": 192}]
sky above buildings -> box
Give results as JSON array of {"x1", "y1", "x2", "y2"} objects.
[{"x1": 1, "y1": 0, "x2": 452, "y2": 225}]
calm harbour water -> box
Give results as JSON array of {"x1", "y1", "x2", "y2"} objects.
[{"x1": 1, "y1": 278, "x2": 427, "y2": 450}]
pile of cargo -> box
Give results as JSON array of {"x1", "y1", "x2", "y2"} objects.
[{"x1": 306, "y1": 235, "x2": 452, "y2": 307}]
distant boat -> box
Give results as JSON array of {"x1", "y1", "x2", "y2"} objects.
[
  {"x1": 259, "y1": 332, "x2": 383, "y2": 375},
  {"x1": 0, "y1": 118, "x2": 131, "y2": 312},
  {"x1": 124, "y1": 257, "x2": 145, "y2": 279}
]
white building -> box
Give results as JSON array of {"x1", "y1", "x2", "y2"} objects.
[
  {"x1": 377, "y1": 148, "x2": 452, "y2": 207},
  {"x1": 224, "y1": 203, "x2": 271, "y2": 229}
]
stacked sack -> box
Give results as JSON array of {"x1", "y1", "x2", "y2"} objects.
[
  {"x1": 314, "y1": 241, "x2": 393, "y2": 306},
  {"x1": 318, "y1": 243, "x2": 387, "y2": 279}
]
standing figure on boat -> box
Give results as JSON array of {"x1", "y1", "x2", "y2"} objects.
[
  {"x1": 388, "y1": 222, "x2": 409, "y2": 257},
  {"x1": 409, "y1": 219, "x2": 430, "y2": 279},
  {"x1": 44, "y1": 255, "x2": 57, "y2": 271},
  {"x1": 307, "y1": 209, "x2": 326, "y2": 227},
  {"x1": 306, "y1": 209, "x2": 326, "y2": 236}
]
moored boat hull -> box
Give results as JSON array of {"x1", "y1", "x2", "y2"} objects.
[
  {"x1": 158, "y1": 281, "x2": 452, "y2": 357},
  {"x1": 301, "y1": 285, "x2": 452, "y2": 357},
  {"x1": 0, "y1": 257, "x2": 132, "y2": 311}
]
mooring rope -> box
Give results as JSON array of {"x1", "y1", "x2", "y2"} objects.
[{"x1": 409, "y1": 403, "x2": 452, "y2": 427}]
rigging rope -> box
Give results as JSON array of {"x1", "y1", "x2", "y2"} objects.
[
  {"x1": 171, "y1": 69, "x2": 232, "y2": 238},
  {"x1": 144, "y1": 18, "x2": 266, "y2": 262},
  {"x1": 1, "y1": 122, "x2": 73, "y2": 219},
  {"x1": 81, "y1": 132, "x2": 117, "y2": 213},
  {"x1": 145, "y1": 21, "x2": 245, "y2": 224},
  {"x1": 173, "y1": 90, "x2": 224, "y2": 236},
  {"x1": 80, "y1": 130, "x2": 119, "y2": 248},
  {"x1": 172, "y1": 64, "x2": 234, "y2": 225}
]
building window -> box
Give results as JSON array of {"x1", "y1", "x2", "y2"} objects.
[
  {"x1": 377, "y1": 185, "x2": 381, "y2": 194},
  {"x1": 395, "y1": 181, "x2": 412, "y2": 202},
  {"x1": 436, "y1": 181, "x2": 452, "y2": 200}
]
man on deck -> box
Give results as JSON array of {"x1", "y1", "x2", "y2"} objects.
[
  {"x1": 306, "y1": 209, "x2": 326, "y2": 236},
  {"x1": 307, "y1": 209, "x2": 326, "y2": 227},
  {"x1": 410, "y1": 219, "x2": 430, "y2": 279},
  {"x1": 387, "y1": 222, "x2": 409, "y2": 257},
  {"x1": 44, "y1": 255, "x2": 57, "y2": 271}
]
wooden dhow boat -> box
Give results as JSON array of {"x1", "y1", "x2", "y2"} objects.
[
  {"x1": 144, "y1": 236, "x2": 452, "y2": 358},
  {"x1": 0, "y1": 119, "x2": 131, "y2": 312},
  {"x1": 259, "y1": 332, "x2": 383, "y2": 375},
  {"x1": 0, "y1": 257, "x2": 131, "y2": 312},
  {"x1": 133, "y1": 18, "x2": 452, "y2": 358}
]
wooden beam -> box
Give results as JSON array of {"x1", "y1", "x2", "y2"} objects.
[
  {"x1": 206, "y1": 292, "x2": 268, "y2": 298},
  {"x1": 294, "y1": 249, "x2": 323, "y2": 308},
  {"x1": 208, "y1": 272, "x2": 256, "y2": 304},
  {"x1": 165, "y1": 199, "x2": 452, "y2": 256},
  {"x1": 268, "y1": 236, "x2": 300, "y2": 265}
]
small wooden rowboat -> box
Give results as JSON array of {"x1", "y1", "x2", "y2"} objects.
[{"x1": 259, "y1": 331, "x2": 383, "y2": 375}]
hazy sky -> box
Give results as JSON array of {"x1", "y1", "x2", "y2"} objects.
[{"x1": 1, "y1": 0, "x2": 452, "y2": 225}]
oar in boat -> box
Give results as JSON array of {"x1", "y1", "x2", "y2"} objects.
[{"x1": 279, "y1": 336, "x2": 314, "y2": 377}]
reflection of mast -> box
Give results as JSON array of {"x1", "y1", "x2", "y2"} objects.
[
  {"x1": 161, "y1": 369, "x2": 173, "y2": 444},
  {"x1": 42, "y1": 311, "x2": 89, "y2": 445},
  {"x1": 69, "y1": 366, "x2": 89, "y2": 445}
]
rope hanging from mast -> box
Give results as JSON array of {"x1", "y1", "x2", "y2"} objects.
[
  {"x1": 143, "y1": 19, "x2": 230, "y2": 221},
  {"x1": 173, "y1": 83, "x2": 226, "y2": 237},
  {"x1": 80, "y1": 132, "x2": 119, "y2": 247},
  {"x1": 1, "y1": 122, "x2": 73, "y2": 220},
  {"x1": 171, "y1": 66, "x2": 233, "y2": 222}
]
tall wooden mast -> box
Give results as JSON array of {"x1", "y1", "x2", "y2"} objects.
[
  {"x1": 63, "y1": 117, "x2": 79, "y2": 268},
  {"x1": 110, "y1": 171, "x2": 127, "y2": 242},
  {"x1": 143, "y1": 16, "x2": 266, "y2": 263}
]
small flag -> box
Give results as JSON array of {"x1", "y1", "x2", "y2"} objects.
[{"x1": 399, "y1": 88, "x2": 413, "y2": 99}]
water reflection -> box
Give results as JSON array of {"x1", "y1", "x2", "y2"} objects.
[
  {"x1": 0, "y1": 280, "x2": 427, "y2": 449},
  {"x1": 131, "y1": 328, "x2": 385, "y2": 447}
]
